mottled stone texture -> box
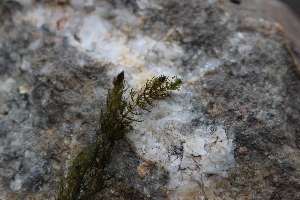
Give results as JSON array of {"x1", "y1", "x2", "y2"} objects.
[{"x1": 0, "y1": 0, "x2": 300, "y2": 199}]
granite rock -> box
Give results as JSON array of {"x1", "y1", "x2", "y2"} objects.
[{"x1": 0, "y1": 0, "x2": 300, "y2": 199}]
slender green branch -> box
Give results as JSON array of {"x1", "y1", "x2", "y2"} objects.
[{"x1": 55, "y1": 71, "x2": 182, "y2": 200}]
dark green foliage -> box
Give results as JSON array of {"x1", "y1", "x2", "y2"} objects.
[{"x1": 55, "y1": 71, "x2": 182, "y2": 200}]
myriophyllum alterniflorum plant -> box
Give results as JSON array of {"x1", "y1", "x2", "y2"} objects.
[{"x1": 56, "y1": 71, "x2": 182, "y2": 200}]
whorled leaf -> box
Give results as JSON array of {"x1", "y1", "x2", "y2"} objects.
[{"x1": 55, "y1": 71, "x2": 182, "y2": 200}]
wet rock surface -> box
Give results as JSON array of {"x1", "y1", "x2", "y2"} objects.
[{"x1": 0, "y1": 0, "x2": 300, "y2": 199}]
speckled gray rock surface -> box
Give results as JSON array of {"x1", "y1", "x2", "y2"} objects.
[{"x1": 0, "y1": 0, "x2": 300, "y2": 199}]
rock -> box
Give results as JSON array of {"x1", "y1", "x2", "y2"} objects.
[
  {"x1": 0, "y1": 0, "x2": 300, "y2": 199},
  {"x1": 137, "y1": 161, "x2": 151, "y2": 177}
]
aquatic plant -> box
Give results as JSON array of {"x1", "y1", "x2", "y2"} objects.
[{"x1": 55, "y1": 71, "x2": 182, "y2": 200}]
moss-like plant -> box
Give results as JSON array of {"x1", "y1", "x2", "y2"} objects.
[{"x1": 55, "y1": 71, "x2": 182, "y2": 200}]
